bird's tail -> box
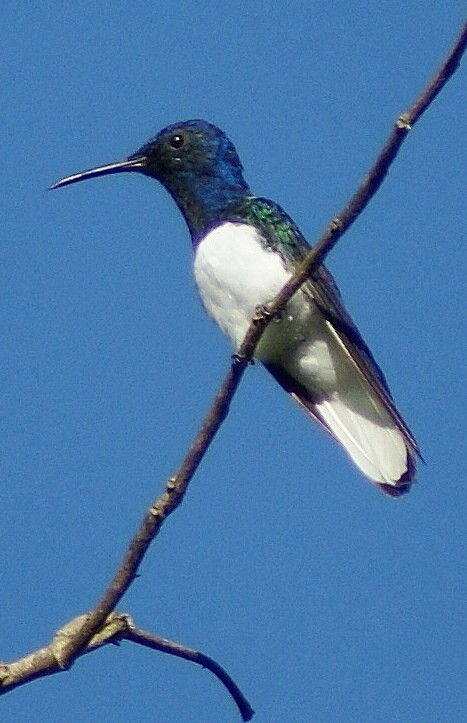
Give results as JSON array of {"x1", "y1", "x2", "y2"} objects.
[{"x1": 264, "y1": 362, "x2": 417, "y2": 496}]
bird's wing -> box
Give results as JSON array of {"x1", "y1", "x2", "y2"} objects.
[
  {"x1": 305, "y1": 263, "x2": 420, "y2": 455},
  {"x1": 264, "y1": 268, "x2": 420, "y2": 495}
]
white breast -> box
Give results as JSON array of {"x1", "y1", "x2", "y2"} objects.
[{"x1": 193, "y1": 222, "x2": 291, "y2": 348}]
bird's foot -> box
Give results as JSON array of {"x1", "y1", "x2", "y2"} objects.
[{"x1": 252, "y1": 303, "x2": 275, "y2": 323}]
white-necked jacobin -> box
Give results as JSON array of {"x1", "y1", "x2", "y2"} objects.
[{"x1": 52, "y1": 119, "x2": 420, "y2": 496}]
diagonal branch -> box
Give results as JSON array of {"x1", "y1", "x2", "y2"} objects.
[{"x1": 2, "y1": 18, "x2": 466, "y2": 718}]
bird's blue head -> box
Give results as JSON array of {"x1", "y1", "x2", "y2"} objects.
[{"x1": 52, "y1": 120, "x2": 251, "y2": 241}]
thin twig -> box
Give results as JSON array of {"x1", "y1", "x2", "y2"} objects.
[
  {"x1": 2, "y1": 19, "x2": 466, "y2": 717},
  {"x1": 125, "y1": 627, "x2": 255, "y2": 721}
]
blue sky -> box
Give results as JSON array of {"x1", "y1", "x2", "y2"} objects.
[{"x1": 2, "y1": 3, "x2": 466, "y2": 722}]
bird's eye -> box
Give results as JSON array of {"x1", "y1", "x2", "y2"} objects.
[{"x1": 169, "y1": 134, "x2": 184, "y2": 149}]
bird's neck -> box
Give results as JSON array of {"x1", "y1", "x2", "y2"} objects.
[{"x1": 161, "y1": 172, "x2": 251, "y2": 243}]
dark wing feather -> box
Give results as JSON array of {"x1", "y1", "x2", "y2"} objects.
[{"x1": 304, "y1": 264, "x2": 420, "y2": 459}]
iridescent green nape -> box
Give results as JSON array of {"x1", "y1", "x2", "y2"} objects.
[{"x1": 225, "y1": 196, "x2": 310, "y2": 264}]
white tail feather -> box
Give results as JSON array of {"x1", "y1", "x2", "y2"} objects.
[{"x1": 316, "y1": 394, "x2": 409, "y2": 485}]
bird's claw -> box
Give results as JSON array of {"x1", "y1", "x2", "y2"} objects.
[
  {"x1": 252, "y1": 303, "x2": 274, "y2": 323},
  {"x1": 232, "y1": 352, "x2": 255, "y2": 366}
]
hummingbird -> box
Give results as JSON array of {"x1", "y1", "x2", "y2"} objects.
[{"x1": 51, "y1": 119, "x2": 420, "y2": 496}]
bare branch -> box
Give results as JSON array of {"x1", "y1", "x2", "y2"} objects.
[
  {"x1": 2, "y1": 19, "x2": 466, "y2": 717},
  {"x1": 0, "y1": 614, "x2": 254, "y2": 721},
  {"x1": 0, "y1": 614, "x2": 128, "y2": 693}
]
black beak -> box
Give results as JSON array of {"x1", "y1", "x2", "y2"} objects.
[{"x1": 50, "y1": 156, "x2": 146, "y2": 190}]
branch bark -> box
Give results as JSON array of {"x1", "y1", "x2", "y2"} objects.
[{"x1": 2, "y1": 19, "x2": 466, "y2": 719}]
